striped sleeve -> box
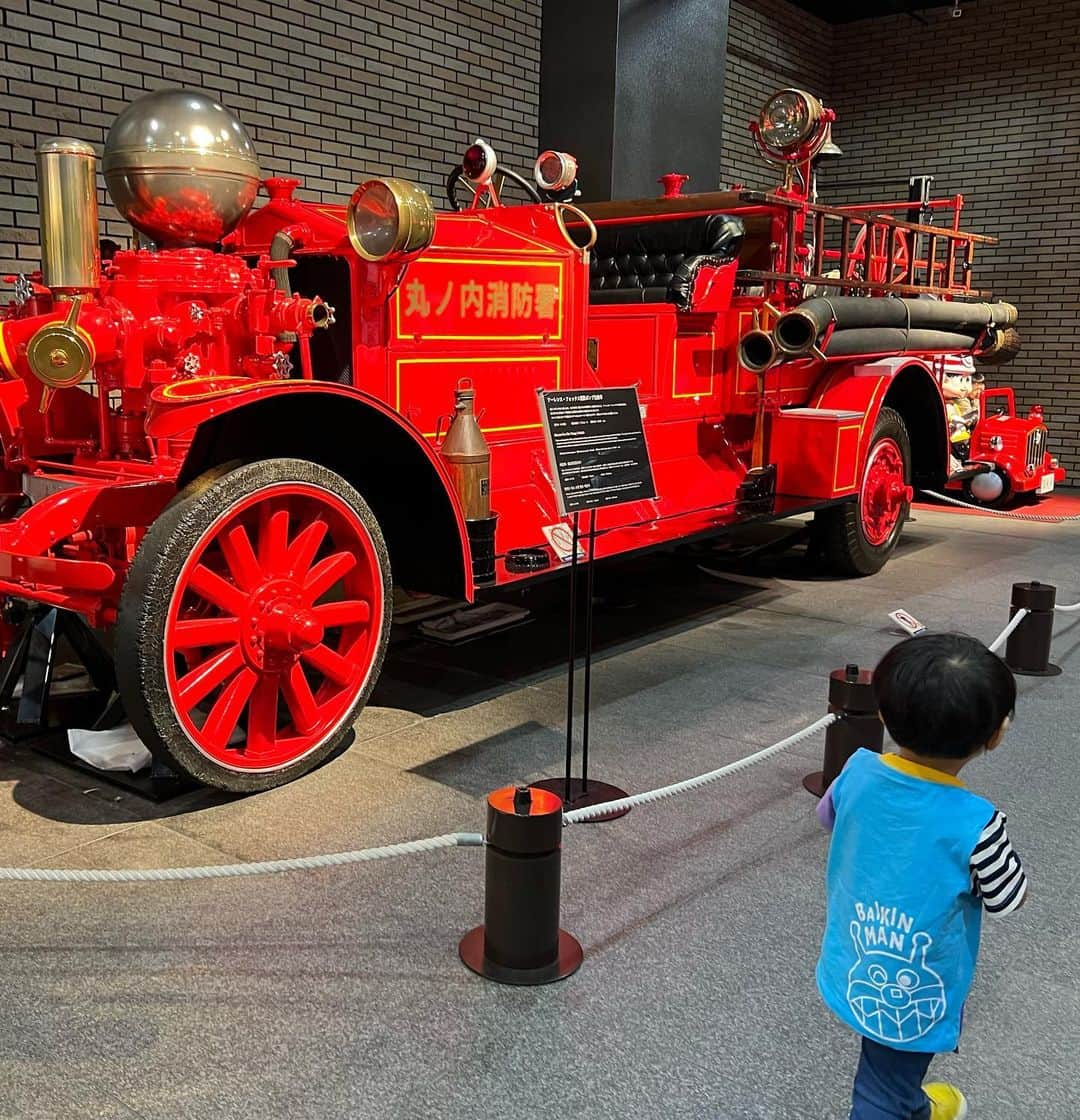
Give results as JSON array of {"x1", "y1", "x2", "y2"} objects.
[{"x1": 970, "y1": 811, "x2": 1027, "y2": 915}]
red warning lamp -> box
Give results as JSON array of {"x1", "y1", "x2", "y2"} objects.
[{"x1": 462, "y1": 138, "x2": 496, "y2": 185}]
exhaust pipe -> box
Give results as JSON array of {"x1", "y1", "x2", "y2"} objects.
[
  {"x1": 36, "y1": 138, "x2": 100, "y2": 296},
  {"x1": 738, "y1": 328, "x2": 777, "y2": 372}
]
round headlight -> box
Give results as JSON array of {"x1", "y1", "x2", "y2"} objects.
[
  {"x1": 758, "y1": 88, "x2": 823, "y2": 155},
  {"x1": 534, "y1": 150, "x2": 578, "y2": 192},
  {"x1": 346, "y1": 177, "x2": 435, "y2": 262},
  {"x1": 462, "y1": 138, "x2": 496, "y2": 184}
]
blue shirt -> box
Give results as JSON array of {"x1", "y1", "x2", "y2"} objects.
[{"x1": 816, "y1": 749, "x2": 996, "y2": 1053}]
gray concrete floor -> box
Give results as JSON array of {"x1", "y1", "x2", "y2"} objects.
[{"x1": 1, "y1": 505, "x2": 1078, "y2": 1119}]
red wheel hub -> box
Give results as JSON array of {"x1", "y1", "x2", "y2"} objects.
[
  {"x1": 241, "y1": 580, "x2": 326, "y2": 669},
  {"x1": 165, "y1": 483, "x2": 382, "y2": 772},
  {"x1": 860, "y1": 437, "x2": 912, "y2": 547}
]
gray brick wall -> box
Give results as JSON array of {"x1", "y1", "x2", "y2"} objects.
[
  {"x1": 724, "y1": 0, "x2": 1080, "y2": 475},
  {"x1": 832, "y1": 0, "x2": 1080, "y2": 475},
  {"x1": 0, "y1": 0, "x2": 541, "y2": 276},
  {"x1": 4, "y1": 0, "x2": 1077, "y2": 473},
  {"x1": 721, "y1": 0, "x2": 832, "y2": 190}
]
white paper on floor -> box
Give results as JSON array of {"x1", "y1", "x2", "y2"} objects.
[{"x1": 68, "y1": 724, "x2": 152, "y2": 773}]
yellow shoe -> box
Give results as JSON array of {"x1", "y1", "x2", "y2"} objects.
[{"x1": 923, "y1": 1082, "x2": 969, "y2": 1119}]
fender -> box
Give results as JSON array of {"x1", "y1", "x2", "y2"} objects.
[
  {"x1": 148, "y1": 378, "x2": 474, "y2": 600},
  {"x1": 811, "y1": 357, "x2": 945, "y2": 484}
]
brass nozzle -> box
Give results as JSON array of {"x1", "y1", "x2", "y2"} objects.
[
  {"x1": 773, "y1": 309, "x2": 820, "y2": 356},
  {"x1": 738, "y1": 329, "x2": 778, "y2": 373}
]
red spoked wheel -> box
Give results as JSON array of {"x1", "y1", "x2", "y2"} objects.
[
  {"x1": 848, "y1": 225, "x2": 911, "y2": 288},
  {"x1": 815, "y1": 407, "x2": 913, "y2": 576},
  {"x1": 860, "y1": 437, "x2": 910, "y2": 546},
  {"x1": 117, "y1": 459, "x2": 391, "y2": 792}
]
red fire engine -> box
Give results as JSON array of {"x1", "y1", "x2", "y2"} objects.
[{"x1": 0, "y1": 87, "x2": 1060, "y2": 790}]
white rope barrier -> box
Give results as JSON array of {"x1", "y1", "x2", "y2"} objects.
[
  {"x1": 0, "y1": 831, "x2": 484, "y2": 883},
  {"x1": 919, "y1": 490, "x2": 1080, "y2": 524},
  {"x1": 8, "y1": 593, "x2": 1069, "y2": 882},
  {"x1": 563, "y1": 713, "x2": 838, "y2": 825},
  {"x1": 988, "y1": 609, "x2": 1029, "y2": 655}
]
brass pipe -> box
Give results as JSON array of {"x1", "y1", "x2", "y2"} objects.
[
  {"x1": 738, "y1": 329, "x2": 777, "y2": 373},
  {"x1": 36, "y1": 138, "x2": 100, "y2": 297},
  {"x1": 773, "y1": 308, "x2": 819, "y2": 355}
]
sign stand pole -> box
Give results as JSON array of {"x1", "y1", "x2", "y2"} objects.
[
  {"x1": 535, "y1": 508, "x2": 630, "y2": 821},
  {"x1": 533, "y1": 386, "x2": 653, "y2": 822},
  {"x1": 579, "y1": 509, "x2": 596, "y2": 795},
  {"x1": 562, "y1": 512, "x2": 580, "y2": 805}
]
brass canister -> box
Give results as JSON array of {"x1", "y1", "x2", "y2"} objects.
[
  {"x1": 36, "y1": 138, "x2": 100, "y2": 295},
  {"x1": 440, "y1": 382, "x2": 491, "y2": 520}
]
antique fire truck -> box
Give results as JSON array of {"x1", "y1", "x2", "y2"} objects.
[{"x1": 0, "y1": 87, "x2": 1060, "y2": 791}]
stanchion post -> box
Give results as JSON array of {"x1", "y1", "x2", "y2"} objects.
[
  {"x1": 803, "y1": 664, "x2": 883, "y2": 798},
  {"x1": 459, "y1": 785, "x2": 582, "y2": 985},
  {"x1": 1004, "y1": 581, "x2": 1061, "y2": 677}
]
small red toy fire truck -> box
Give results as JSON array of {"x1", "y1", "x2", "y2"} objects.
[
  {"x1": 936, "y1": 356, "x2": 1063, "y2": 506},
  {"x1": 0, "y1": 86, "x2": 1060, "y2": 790}
]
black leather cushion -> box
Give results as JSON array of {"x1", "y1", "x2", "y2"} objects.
[
  {"x1": 589, "y1": 213, "x2": 744, "y2": 308},
  {"x1": 589, "y1": 286, "x2": 671, "y2": 305}
]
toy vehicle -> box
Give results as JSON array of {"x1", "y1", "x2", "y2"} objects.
[
  {"x1": 0, "y1": 87, "x2": 1059, "y2": 791},
  {"x1": 963, "y1": 392, "x2": 1064, "y2": 505},
  {"x1": 935, "y1": 355, "x2": 1063, "y2": 506}
]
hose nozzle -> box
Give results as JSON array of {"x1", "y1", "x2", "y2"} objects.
[
  {"x1": 738, "y1": 328, "x2": 778, "y2": 373},
  {"x1": 773, "y1": 308, "x2": 820, "y2": 356}
]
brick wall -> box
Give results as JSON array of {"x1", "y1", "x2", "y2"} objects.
[
  {"x1": 723, "y1": 0, "x2": 1080, "y2": 474},
  {"x1": 722, "y1": 0, "x2": 832, "y2": 190},
  {"x1": 832, "y1": 0, "x2": 1080, "y2": 474},
  {"x1": 0, "y1": 0, "x2": 541, "y2": 276},
  {"x1": 4, "y1": 0, "x2": 1078, "y2": 471}
]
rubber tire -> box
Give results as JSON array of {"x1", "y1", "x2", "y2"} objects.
[
  {"x1": 115, "y1": 458, "x2": 392, "y2": 793},
  {"x1": 816, "y1": 406, "x2": 912, "y2": 577}
]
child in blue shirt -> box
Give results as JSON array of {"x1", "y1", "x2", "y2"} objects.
[{"x1": 816, "y1": 633, "x2": 1027, "y2": 1120}]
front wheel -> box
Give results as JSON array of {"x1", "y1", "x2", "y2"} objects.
[
  {"x1": 117, "y1": 459, "x2": 392, "y2": 792},
  {"x1": 815, "y1": 406, "x2": 913, "y2": 577}
]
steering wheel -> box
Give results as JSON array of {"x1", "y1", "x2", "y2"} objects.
[{"x1": 445, "y1": 164, "x2": 542, "y2": 211}]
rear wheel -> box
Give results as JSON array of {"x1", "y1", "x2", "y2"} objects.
[
  {"x1": 816, "y1": 406, "x2": 913, "y2": 576},
  {"x1": 117, "y1": 458, "x2": 391, "y2": 792}
]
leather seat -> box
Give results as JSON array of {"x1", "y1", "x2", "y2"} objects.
[{"x1": 589, "y1": 213, "x2": 744, "y2": 309}]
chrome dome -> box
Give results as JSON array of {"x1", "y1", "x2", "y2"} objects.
[{"x1": 103, "y1": 88, "x2": 261, "y2": 248}]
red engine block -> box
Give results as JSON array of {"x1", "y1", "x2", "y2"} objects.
[{"x1": 0, "y1": 248, "x2": 330, "y2": 466}]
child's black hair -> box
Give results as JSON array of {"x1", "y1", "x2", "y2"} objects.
[{"x1": 873, "y1": 632, "x2": 1017, "y2": 759}]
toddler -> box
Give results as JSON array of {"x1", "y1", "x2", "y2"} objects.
[{"x1": 816, "y1": 633, "x2": 1027, "y2": 1119}]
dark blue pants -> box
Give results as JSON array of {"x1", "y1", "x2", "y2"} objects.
[{"x1": 850, "y1": 1036, "x2": 933, "y2": 1120}]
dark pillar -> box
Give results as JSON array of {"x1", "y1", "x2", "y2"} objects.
[{"x1": 540, "y1": 0, "x2": 730, "y2": 202}]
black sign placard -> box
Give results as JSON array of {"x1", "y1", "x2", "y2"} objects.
[{"x1": 538, "y1": 387, "x2": 658, "y2": 515}]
